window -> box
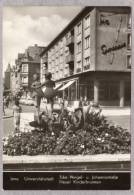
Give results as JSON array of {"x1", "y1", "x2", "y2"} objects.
[
  {"x1": 127, "y1": 34, "x2": 131, "y2": 49},
  {"x1": 77, "y1": 61, "x2": 81, "y2": 67},
  {"x1": 22, "y1": 76, "x2": 28, "y2": 84},
  {"x1": 84, "y1": 57, "x2": 90, "y2": 70},
  {"x1": 128, "y1": 14, "x2": 131, "y2": 29},
  {"x1": 22, "y1": 64, "x2": 28, "y2": 73},
  {"x1": 76, "y1": 61, "x2": 82, "y2": 73},
  {"x1": 127, "y1": 55, "x2": 131, "y2": 69},
  {"x1": 79, "y1": 82, "x2": 93, "y2": 100},
  {"x1": 99, "y1": 81, "x2": 119, "y2": 101},
  {"x1": 85, "y1": 15, "x2": 90, "y2": 29},
  {"x1": 85, "y1": 57, "x2": 90, "y2": 65},
  {"x1": 77, "y1": 41, "x2": 81, "y2": 53},
  {"x1": 77, "y1": 23, "x2": 81, "y2": 35},
  {"x1": 85, "y1": 36, "x2": 90, "y2": 49}
]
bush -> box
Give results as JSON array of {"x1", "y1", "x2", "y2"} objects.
[{"x1": 3, "y1": 110, "x2": 131, "y2": 156}]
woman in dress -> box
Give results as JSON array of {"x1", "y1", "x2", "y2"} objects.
[
  {"x1": 31, "y1": 73, "x2": 44, "y2": 123},
  {"x1": 41, "y1": 72, "x2": 56, "y2": 115}
]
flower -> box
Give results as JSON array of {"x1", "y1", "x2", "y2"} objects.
[
  {"x1": 80, "y1": 144, "x2": 85, "y2": 148},
  {"x1": 51, "y1": 132, "x2": 55, "y2": 136}
]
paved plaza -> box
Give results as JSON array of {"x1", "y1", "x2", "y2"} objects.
[{"x1": 3, "y1": 105, "x2": 131, "y2": 137}]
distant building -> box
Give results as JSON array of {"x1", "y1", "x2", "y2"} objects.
[
  {"x1": 15, "y1": 44, "x2": 45, "y2": 95},
  {"x1": 10, "y1": 66, "x2": 18, "y2": 93},
  {"x1": 4, "y1": 63, "x2": 11, "y2": 90},
  {"x1": 40, "y1": 7, "x2": 131, "y2": 107}
]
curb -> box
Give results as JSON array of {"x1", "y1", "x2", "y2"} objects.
[
  {"x1": 3, "y1": 115, "x2": 13, "y2": 119},
  {"x1": 3, "y1": 154, "x2": 130, "y2": 164}
]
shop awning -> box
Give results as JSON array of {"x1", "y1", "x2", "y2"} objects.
[
  {"x1": 54, "y1": 83, "x2": 62, "y2": 90},
  {"x1": 58, "y1": 80, "x2": 75, "y2": 91}
]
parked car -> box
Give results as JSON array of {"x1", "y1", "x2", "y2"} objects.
[
  {"x1": 26, "y1": 97, "x2": 34, "y2": 106},
  {"x1": 19, "y1": 97, "x2": 34, "y2": 106}
]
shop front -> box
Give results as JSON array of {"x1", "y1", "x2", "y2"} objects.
[
  {"x1": 58, "y1": 79, "x2": 78, "y2": 101},
  {"x1": 55, "y1": 71, "x2": 131, "y2": 107},
  {"x1": 78, "y1": 72, "x2": 131, "y2": 107}
]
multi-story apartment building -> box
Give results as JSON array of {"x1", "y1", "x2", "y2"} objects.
[
  {"x1": 40, "y1": 7, "x2": 131, "y2": 107},
  {"x1": 15, "y1": 44, "x2": 45, "y2": 95}
]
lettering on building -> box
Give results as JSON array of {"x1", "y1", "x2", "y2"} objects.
[
  {"x1": 101, "y1": 42, "x2": 126, "y2": 55},
  {"x1": 99, "y1": 14, "x2": 110, "y2": 26}
]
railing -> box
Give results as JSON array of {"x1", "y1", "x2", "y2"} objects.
[
  {"x1": 65, "y1": 54, "x2": 74, "y2": 64},
  {"x1": 76, "y1": 68, "x2": 82, "y2": 73}
]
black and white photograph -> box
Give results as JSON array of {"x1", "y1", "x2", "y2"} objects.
[{"x1": 2, "y1": 4, "x2": 131, "y2": 190}]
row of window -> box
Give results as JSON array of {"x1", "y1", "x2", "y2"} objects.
[
  {"x1": 44, "y1": 54, "x2": 131, "y2": 81},
  {"x1": 77, "y1": 14, "x2": 90, "y2": 35},
  {"x1": 48, "y1": 35, "x2": 91, "y2": 62},
  {"x1": 47, "y1": 15, "x2": 90, "y2": 57},
  {"x1": 45, "y1": 12, "x2": 131, "y2": 59},
  {"x1": 76, "y1": 57, "x2": 90, "y2": 71},
  {"x1": 76, "y1": 35, "x2": 90, "y2": 53}
]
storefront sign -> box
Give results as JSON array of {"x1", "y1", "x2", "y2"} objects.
[{"x1": 101, "y1": 42, "x2": 126, "y2": 55}]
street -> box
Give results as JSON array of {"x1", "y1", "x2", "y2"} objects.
[{"x1": 3, "y1": 105, "x2": 130, "y2": 137}]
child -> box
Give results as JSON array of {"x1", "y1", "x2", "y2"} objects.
[{"x1": 13, "y1": 98, "x2": 22, "y2": 132}]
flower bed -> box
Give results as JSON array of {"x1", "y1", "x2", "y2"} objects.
[{"x1": 3, "y1": 110, "x2": 131, "y2": 156}]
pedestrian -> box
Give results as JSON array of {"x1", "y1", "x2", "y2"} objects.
[
  {"x1": 5, "y1": 95, "x2": 10, "y2": 108},
  {"x1": 31, "y1": 73, "x2": 44, "y2": 124},
  {"x1": 3, "y1": 97, "x2": 5, "y2": 115},
  {"x1": 13, "y1": 98, "x2": 22, "y2": 132},
  {"x1": 40, "y1": 72, "x2": 56, "y2": 116}
]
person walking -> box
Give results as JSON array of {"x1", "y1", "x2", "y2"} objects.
[{"x1": 5, "y1": 95, "x2": 10, "y2": 108}]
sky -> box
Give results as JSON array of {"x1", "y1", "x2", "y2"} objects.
[{"x1": 3, "y1": 6, "x2": 82, "y2": 73}]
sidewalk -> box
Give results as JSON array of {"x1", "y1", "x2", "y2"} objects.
[
  {"x1": 3, "y1": 106, "x2": 130, "y2": 119},
  {"x1": 101, "y1": 108, "x2": 130, "y2": 116},
  {"x1": 3, "y1": 108, "x2": 13, "y2": 119}
]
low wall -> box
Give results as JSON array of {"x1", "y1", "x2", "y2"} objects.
[{"x1": 3, "y1": 154, "x2": 130, "y2": 171}]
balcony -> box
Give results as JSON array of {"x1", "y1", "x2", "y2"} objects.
[
  {"x1": 66, "y1": 36, "x2": 74, "y2": 46},
  {"x1": 65, "y1": 54, "x2": 74, "y2": 64},
  {"x1": 76, "y1": 68, "x2": 82, "y2": 73},
  {"x1": 42, "y1": 56, "x2": 48, "y2": 63}
]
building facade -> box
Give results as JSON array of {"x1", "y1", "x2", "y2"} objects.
[
  {"x1": 40, "y1": 7, "x2": 131, "y2": 107},
  {"x1": 15, "y1": 44, "x2": 45, "y2": 95}
]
